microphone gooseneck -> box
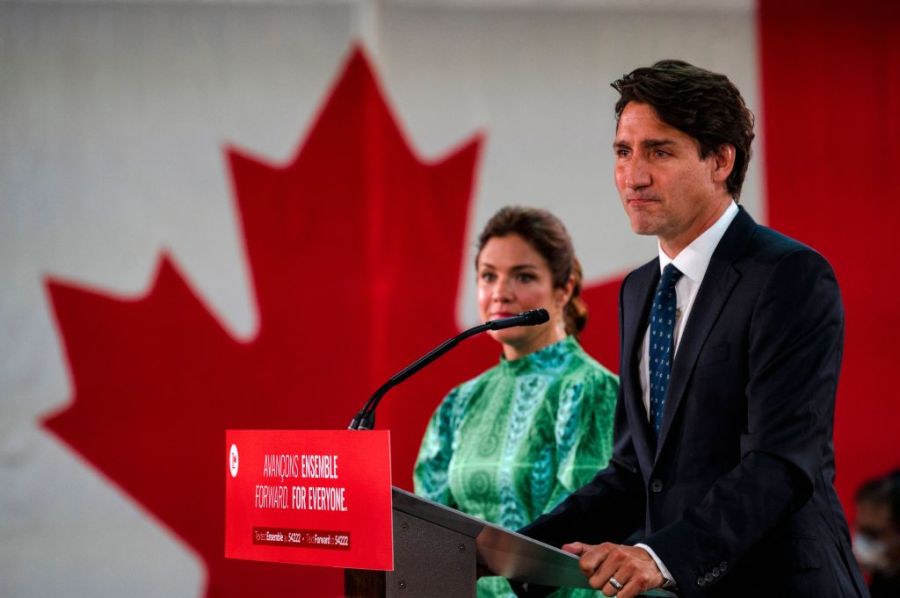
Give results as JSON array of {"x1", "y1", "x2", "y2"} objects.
[{"x1": 348, "y1": 308, "x2": 550, "y2": 430}]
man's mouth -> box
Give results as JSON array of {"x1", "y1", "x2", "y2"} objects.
[{"x1": 627, "y1": 197, "x2": 661, "y2": 208}]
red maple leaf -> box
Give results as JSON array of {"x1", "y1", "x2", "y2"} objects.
[{"x1": 42, "y1": 46, "x2": 621, "y2": 596}]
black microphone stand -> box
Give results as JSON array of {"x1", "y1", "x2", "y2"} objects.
[{"x1": 348, "y1": 308, "x2": 548, "y2": 430}]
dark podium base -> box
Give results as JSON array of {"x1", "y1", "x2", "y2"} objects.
[{"x1": 345, "y1": 506, "x2": 476, "y2": 597}]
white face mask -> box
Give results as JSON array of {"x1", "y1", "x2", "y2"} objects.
[{"x1": 854, "y1": 532, "x2": 889, "y2": 571}]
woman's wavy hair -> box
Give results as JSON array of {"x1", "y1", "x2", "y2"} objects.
[{"x1": 476, "y1": 206, "x2": 588, "y2": 336}]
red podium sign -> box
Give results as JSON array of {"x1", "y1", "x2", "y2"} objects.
[{"x1": 225, "y1": 429, "x2": 393, "y2": 570}]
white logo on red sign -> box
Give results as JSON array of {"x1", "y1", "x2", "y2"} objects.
[{"x1": 229, "y1": 444, "x2": 239, "y2": 478}]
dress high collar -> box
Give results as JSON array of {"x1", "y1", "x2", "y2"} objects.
[{"x1": 500, "y1": 335, "x2": 580, "y2": 375}]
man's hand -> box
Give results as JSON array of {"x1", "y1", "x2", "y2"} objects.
[{"x1": 561, "y1": 542, "x2": 664, "y2": 598}]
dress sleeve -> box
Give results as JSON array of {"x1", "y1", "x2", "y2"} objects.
[
  {"x1": 544, "y1": 367, "x2": 618, "y2": 512},
  {"x1": 413, "y1": 386, "x2": 461, "y2": 508}
]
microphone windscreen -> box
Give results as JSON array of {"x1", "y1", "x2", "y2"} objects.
[{"x1": 523, "y1": 308, "x2": 550, "y2": 325}]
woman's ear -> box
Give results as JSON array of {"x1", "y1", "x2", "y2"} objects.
[{"x1": 556, "y1": 274, "x2": 576, "y2": 307}]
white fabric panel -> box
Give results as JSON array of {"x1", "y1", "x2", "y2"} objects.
[
  {"x1": 0, "y1": 2, "x2": 758, "y2": 596},
  {"x1": 0, "y1": 4, "x2": 357, "y2": 597},
  {"x1": 378, "y1": 7, "x2": 761, "y2": 325}
]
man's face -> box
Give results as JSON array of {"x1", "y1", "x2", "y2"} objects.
[
  {"x1": 854, "y1": 500, "x2": 900, "y2": 572},
  {"x1": 614, "y1": 102, "x2": 733, "y2": 256}
]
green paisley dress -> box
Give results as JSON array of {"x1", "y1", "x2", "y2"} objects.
[{"x1": 414, "y1": 336, "x2": 618, "y2": 598}]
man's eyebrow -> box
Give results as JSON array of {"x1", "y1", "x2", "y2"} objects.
[
  {"x1": 642, "y1": 139, "x2": 676, "y2": 149},
  {"x1": 613, "y1": 139, "x2": 676, "y2": 150}
]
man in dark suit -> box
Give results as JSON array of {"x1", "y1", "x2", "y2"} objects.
[{"x1": 518, "y1": 60, "x2": 868, "y2": 597}]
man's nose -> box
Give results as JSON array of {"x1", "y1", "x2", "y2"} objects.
[{"x1": 626, "y1": 157, "x2": 651, "y2": 189}]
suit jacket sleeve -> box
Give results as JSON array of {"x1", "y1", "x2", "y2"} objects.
[{"x1": 644, "y1": 248, "x2": 844, "y2": 588}]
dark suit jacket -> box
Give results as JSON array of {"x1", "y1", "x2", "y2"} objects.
[{"x1": 520, "y1": 208, "x2": 868, "y2": 596}]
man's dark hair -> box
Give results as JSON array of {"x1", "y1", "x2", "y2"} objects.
[
  {"x1": 612, "y1": 59, "x2": 755, "y2": 199},
  {"x1": 856, "y1": 469, "x2": 900, "y2": 529}
]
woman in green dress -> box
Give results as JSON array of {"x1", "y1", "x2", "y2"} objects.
[{"x1": 414, "y1": 206, "x2": 619, "y2": 598}]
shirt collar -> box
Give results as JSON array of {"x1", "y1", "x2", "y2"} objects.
[{"x1": 658, "y1": 201, "x2": 739, "y2": 284}]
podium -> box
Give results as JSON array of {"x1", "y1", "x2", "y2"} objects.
[
  {"x1": 346, "y1": 487, "x2": 637, "y2": 597},
  {"x1": 223, "y1": 431, "x2": 672, "y2": 596}
]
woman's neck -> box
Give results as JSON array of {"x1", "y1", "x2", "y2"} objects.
[{"x1": 502, "y1": 324, "x2": 567, "y2": 361}]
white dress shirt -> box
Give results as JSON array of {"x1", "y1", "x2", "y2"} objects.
[
  {"x1": 638, "y1": 201, "x2": 739, "y2": 418},
  {"x1": 634, "y1": 201, "x2": 739, "y2": 586}
]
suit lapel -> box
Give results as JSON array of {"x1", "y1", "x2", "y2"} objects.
[
  {"x1": 621, "y1": 259, "x2": 660, "y2": 467},
  {"x1": 655, "y1": 208, "x2": 757, "y2": 459}
]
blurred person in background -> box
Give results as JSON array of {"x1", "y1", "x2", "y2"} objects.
[
  {"x1": 414, "y1": 206, "x2": 618, "y2": 598},
  {"x1": 854, "y1": 469, "x2": 900, "y2": 598}
]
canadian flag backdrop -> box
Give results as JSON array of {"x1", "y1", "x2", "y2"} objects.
[{"x1": 1, "y1": 1, "x2": 897, "y2": 596}]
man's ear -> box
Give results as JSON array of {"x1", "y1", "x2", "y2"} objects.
[{"x1": 712, "y1": 144, "x2": 736, "y2": 185}]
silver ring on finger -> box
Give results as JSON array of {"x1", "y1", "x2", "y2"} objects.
[{"x1": 609, "y1": 576, "x2": 624, "y2": 591}]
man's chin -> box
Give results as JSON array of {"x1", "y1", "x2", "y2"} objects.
[{"x1": 627, "y1": 218, "x2": 661, "y2": 237}]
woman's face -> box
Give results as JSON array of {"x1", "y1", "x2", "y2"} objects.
[{"x1": 476, "y1": 234, "x2": 571, "y2": 360}]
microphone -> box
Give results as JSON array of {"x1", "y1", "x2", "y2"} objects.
[
  {"x1": 486, "y1": 308, "x2": 550, "y2": 330},
  {"x1": 348, "y1": 308, "x2": 550, "y2": 430}
]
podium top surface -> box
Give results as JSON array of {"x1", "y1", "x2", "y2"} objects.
[{"x1": 392, "y1": 487, "x2": 674, "y2": 596}]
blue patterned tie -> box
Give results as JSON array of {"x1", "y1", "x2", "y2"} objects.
[{"x1": 649, "y1": 264, "x2": 683, "y2": 437}]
